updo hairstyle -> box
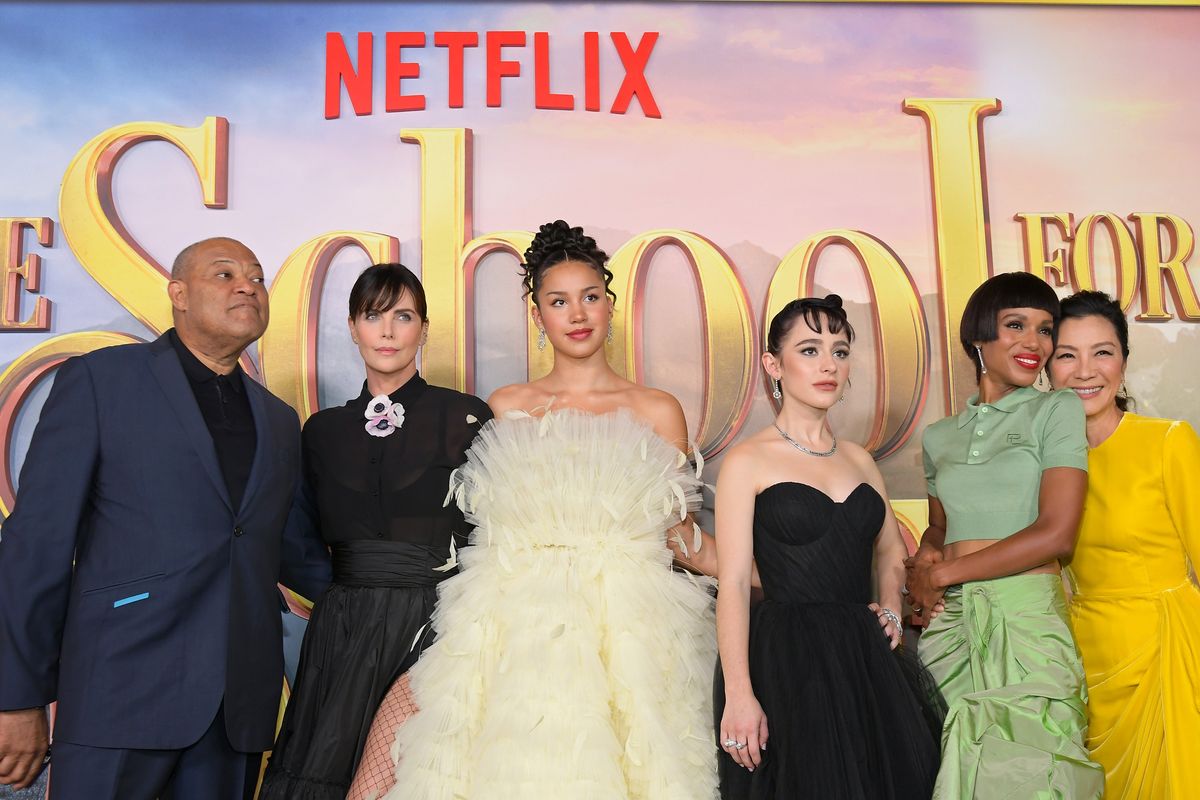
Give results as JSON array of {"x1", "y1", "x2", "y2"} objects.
[
  {"x1": 520, "y1": 220, "x2": 615, "y2": 303},
  {"x1": 1057, "y1": 289, "x2": 1133, "y2": 411},
  {"x1": 766, "y1": 294, "x2": 855, "y2": 356}
]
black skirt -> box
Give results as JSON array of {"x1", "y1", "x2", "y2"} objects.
[
  {"x1": 260, "y1": 540, "x2": 449, "y2": 800},
  {"x1": 715, "y1": 601, "x2": 945, "y2": 800}
]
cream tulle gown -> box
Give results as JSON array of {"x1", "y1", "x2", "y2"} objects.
[{"x1": 385, "y1": 409, "x2": 719, "y2": 799}]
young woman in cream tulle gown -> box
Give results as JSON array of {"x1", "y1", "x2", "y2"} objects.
[{"x1": 361, "y1": 220, "x2": 721, "y2": 800}]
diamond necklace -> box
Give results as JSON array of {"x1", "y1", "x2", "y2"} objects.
[{"x1": 773, "y1": 422, "x2": 837, "y2": 457}]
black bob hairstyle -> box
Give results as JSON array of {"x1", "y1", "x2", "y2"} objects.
[
  {"x1": 766, "y1": 294, "x2": 855, "y2": 356},
  {"x1": 959, "y1": 272, "x2": 1059, "y2": 381},
  {"x1": 348, "y1": 263, "x2": 428, "y2": 321},
  {"x1": 1057, "y1": 289, "x2": 1133, "y2": 412},
  {"x1": 520, "y1": 220, "x2": 615, "y2": 303}
]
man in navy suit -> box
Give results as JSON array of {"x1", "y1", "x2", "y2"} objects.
[{"x1": 0, "y1": 238, "x2": 331, "y2": 798}]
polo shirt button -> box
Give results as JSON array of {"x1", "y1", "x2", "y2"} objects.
[
  {"x1": 971, "y1": 450, "x2": 980, "y2": 457},
  {"x1": 981, "y1": 407, "x2": 990, "y2": 413},
  {"x1": 233, "y1": 526, "x2": 244, "y2": 537},
  {"x1": 976, "y1": 430, "x2": 984, "y2": 436}
]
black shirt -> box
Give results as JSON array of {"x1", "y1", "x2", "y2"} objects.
[
  {"x1": 300, "y1": 373, "x2": 492, "y2": 547},
  {"x1": 169, "y1": 329, "x2": 256, "y2": 511}
]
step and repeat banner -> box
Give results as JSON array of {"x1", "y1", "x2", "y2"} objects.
[{"x1": 1, "y1": 1, "x2": 1198, "y2": 540}]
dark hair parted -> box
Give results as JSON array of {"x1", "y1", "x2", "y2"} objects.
[
  {"x1": 520, "y1": 220, "x2": 615, "y2": 303},
  {"x1": 766, "y1": 295, "x2": 855, "y2": 356},
  {"x1": 348, "y1": 263, "x2": 427, "y2": 321},
  {"x1": 959, "y1": 272, "x2": 1060, "y2": 381},
  {"x1": 1057, "y1": 289, "x2": 1133, "y2": 412}
]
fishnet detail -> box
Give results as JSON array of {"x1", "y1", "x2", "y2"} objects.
[{"x1": 346, "y1": 672, "x2": 417, "y2": 800}]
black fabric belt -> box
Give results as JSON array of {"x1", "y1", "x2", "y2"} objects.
[{"x1": 330, "y1": 540, "x2": 452, "y2": 588}]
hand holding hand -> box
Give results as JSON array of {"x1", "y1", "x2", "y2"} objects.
[
  {"x1": 720, "y1": 692, "x2": 769, "y2": 772},
  {"x1": 905, "y1": 547, "x2": 947, "y2": 625},
  {"x1": 0, "y1": 707, "x2": 49, "y2": 790}
]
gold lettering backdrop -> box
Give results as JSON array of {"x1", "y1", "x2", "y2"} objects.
[{"x1": 2, "y1": 2, "x2": 1198, "y2": 553}]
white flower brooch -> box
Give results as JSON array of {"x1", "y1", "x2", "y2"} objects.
[{"x1": 364, "y1": 394, "x2": 406, "y2": 437}]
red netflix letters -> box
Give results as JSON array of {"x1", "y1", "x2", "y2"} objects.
[{"x1": 325, "y1": 31, "x2": 661, "y2": 119}]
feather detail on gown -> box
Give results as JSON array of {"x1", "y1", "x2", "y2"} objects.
[{"x1": 386, "y1": 409, "x2": 718, "y2": 800}]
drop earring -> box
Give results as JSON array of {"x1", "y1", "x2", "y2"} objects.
[
  {"x1": 537, "y1": 328, "x2": 546, "y2": 351},
  {"x1": 839, "y1": 377, "x2": 851, "y2": 403},
  {"x1": 975, "y1": 345, "x2": 987, "y2": 375},
  {"x1": 772, "y1": 379, "x2": 782, "y2": 400},
  {"x1": 606, "y1": 321, "x2": 613, "y2": 345}
]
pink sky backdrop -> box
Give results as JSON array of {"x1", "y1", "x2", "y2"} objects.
[{"x1": 2, "y1": 2, "x2": 1197, "y2": 485}]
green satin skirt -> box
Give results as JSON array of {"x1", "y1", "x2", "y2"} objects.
[{"x1": 919, "y1": 573, "x2": 1104, "y2": 799}]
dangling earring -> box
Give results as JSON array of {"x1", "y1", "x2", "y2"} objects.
[
  {"x1": 606, "y1": 321, "x2": 613, "y2": 345},
  {"x1": 975, "y1": 345, "x2": 987, "y2": 375},
  {"x1": 537, "y1": 328, "x2": 546, "y2": 351},
  {"x1": 1037, "y1": 370, "x2": 1046, "y2": 389},
  {"x1": 1119, "y1": 379, "x2": 1128, "y2": 398},
  {"x1": 839, "y1": 377, "x2": 851, "y2": 403},
  {"x1": 772, "y1": 379, "x2": 782, "y2": 400}
]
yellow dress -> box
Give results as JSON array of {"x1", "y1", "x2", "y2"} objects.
[{"x1": 1067, "y1": 413, "x2": 1200, "y2": 799}]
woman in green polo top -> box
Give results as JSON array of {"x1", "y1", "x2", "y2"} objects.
[{"x1": 906, "y1": 272, "x2": 1104, "y2": 799}]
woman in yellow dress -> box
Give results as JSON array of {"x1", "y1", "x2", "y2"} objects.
[{"x1": 1049, "y1": 290, "x2": 1200, "y2": 798}]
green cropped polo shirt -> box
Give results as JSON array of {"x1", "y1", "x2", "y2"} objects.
[{"x1": 922, "y1": 386, "x2": 1088, "y2": 545}]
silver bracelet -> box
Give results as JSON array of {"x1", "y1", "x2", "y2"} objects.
[{"x1": 880, "y1": 607, "x2": 903, "y2": 633}]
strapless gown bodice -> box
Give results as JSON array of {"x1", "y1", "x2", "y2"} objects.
[{"x1": 752, "y1": 482, "x2": 883, "y2": 606}]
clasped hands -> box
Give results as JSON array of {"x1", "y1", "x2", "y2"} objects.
[{"x1": 904, "y1": 545, "x2": 947, "y2": 626}]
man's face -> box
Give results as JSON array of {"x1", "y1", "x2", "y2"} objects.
[{"x1": 170, "y1": 239, "x2": 269, "y2": 349}]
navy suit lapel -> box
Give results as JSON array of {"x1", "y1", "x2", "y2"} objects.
[
  {"x1": 149, "y1": 337, "x2": 234, "y2": 512},
  {"x1": 239, "y1": 379, "x2": 270, "y2": 514}
]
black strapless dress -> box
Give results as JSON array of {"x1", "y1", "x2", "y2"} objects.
[{"x1": 715, "y1": 482, "x2": 944, "y2": 799}]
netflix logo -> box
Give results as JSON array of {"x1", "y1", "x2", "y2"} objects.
[{"x1": 324, "y1": 31, "x2": 661, "y2": 119}]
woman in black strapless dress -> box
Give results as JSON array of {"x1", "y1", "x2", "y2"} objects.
[{"x1": 714, "y1": 296, "x2": 943, "y2": 799}]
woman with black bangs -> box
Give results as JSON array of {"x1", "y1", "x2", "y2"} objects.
[
  {"x1": 714, "y1": 295, "x2": 943, "y2": 799},
  {"x1": 260, "y1": 263, "x2": 492, "y2": 800},
  {"x1": 907, "y1": 272, "x2": 1104, "y2": 798}
]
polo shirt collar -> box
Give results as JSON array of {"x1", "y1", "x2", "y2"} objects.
[
  {"x1": 169, "y1": 328, "x2": 246, "y2": 393},
  {"x1": 956, "y1": 385, "x2": 1039, "y2": 428}
]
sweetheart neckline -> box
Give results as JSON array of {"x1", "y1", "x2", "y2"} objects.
[{"x1": 757, "y1": 481, "x2": 879, "y2": 505}]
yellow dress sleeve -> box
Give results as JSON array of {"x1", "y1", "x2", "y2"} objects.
[{"x1": 1163, "y1": 420, "x2": 1200, "y2": 565}]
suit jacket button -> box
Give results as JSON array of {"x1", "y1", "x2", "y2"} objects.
[{"x1": 233, "y1": 526, "x2": 245, "y2": 537}]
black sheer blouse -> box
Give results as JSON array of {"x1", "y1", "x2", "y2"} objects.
[{"x1": 301, "y1": 374, "x2": 492, "y2": 549}]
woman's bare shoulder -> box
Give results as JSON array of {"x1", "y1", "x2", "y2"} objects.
[{"x1": 487, "y1": 382, "x2": 553, "y2": 416}]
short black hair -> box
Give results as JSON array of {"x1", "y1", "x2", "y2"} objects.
[
  {"x1": 959, "y1": 272, "x2": 1059, "y2": 381},
  {"x1": 1057, "y1": 289, "x2": 1132, "y2": 411},
  {"x1": 348, "y1": 263, "x2": 427, "y2": 321},
  {"x1": 766, "y1": 294, "x2": 855, "y2": 356},
  {"x1": 520, "y1": 220, "x2": 615, "y2": 304}
]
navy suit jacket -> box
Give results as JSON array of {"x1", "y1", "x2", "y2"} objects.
[{"x1": 0, "y1": 333, "x2": 331, "y2": 752}]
